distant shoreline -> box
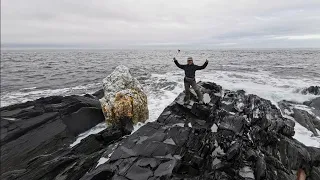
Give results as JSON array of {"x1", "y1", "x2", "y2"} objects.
[{"x1": 2, "y1": 47, "x2": 320, "y2": 51}]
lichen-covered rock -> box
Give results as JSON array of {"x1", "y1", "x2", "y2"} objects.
[{"x1": 99, "y1": 65, "x2": 149, "y2": 125}]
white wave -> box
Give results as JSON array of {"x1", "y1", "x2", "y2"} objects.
[
  {"x1": 130, "y1": 72, "x2": 184, "y2": 133},
  {"x1": 1, "y1": 83, "x2": 101, "y2": 107},
  {"x1": 70, "y1": 123, "x2": 107, "y2": 147},
  {"x1": 272, "y1": 64, "x2": 310, "y2": 68},
  {"x1": 132, "y1": 122, "x2": 145, "y2": 134},
  {"x1": 198, "y1": 70, "x2": 320, "y2": 104},
  {"x1": 4, "y1": 69, "x2": 320, "y2": 149},
  {"x1": 96, "y1": 157, "x2": 109, "y2": 168},
  {"x1": 95, "y1": 142, "x2": 119, "y2": 168},
  {"x1": 291, "y1": 105, "x2": 320, "y2": 147},
  {"x1": 148, "y1": 70, "x2": 320, "y2": 148},
  {"x1": 294, "y1": 104, "x2": 320, "y2": 119},
  {"x1": 280, "y1": 107, "x2": 320, "y2": 148},
  {"x1": 146, "y1": 74, "x2": 183, "y2": 122},
  {"x1": 20, "y1": 87, "x2": 37, "y2": 91},
  {"x1": 131, "y1": 70, "x2": 320, "y2": 150},
  {"x1": 293, "y1": 122, "x2": 320, "y2": 148}
]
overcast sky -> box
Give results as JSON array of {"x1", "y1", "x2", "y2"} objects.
[{"x1": 1, "y1": 0, "x2": 320, "y2": 48}]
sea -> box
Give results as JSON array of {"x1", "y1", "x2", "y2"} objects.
[{"x1": 1, "y1": 49, "x2": 320, "y2": 147}]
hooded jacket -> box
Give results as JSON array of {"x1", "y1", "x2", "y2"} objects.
[{"x1": 174, "y1": 60, "x2": 208, "y2": 78}]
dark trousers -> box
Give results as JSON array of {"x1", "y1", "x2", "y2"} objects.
[{"x1": 184, "y1": 77, "x2": 203, "y2": 102}]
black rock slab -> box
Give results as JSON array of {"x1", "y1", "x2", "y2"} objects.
[
  {"x1": 62, "y1": 107, "x2": 104, "y2": 135},
  {"x1": 292, "y1": 108, "x2": 319, "y2": 136},
  {"x1": 304, "y1": 97, "x2": 320, "y2": 110},
  {"x1": 1, "y1": 112, "x2": 58, "y2": 144},
  {"x1": 0, "y1": 94, "x2": 104, "y2": 175},
  {"x1": 1, "y1": 124, "x2": 127, "y2": 180},
  {"x1": 301, "y1": 86, "x2": 320, "y2": 95},
  {"x1": 92, "y1": 89, "x2": 104, "y2": 99},
  {"x1": 0, "y1": 115, "x2": 69, "y2": 174}
]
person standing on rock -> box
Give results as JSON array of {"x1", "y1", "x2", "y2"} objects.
[{"x1": 173, "y1": 57, "x2": 208, "y2": 104}]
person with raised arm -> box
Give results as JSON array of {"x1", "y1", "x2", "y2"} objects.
[{"x1": 173, "y1": 56, "x2": 208, "y2": 104}]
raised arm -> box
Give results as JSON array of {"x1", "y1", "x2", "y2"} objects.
[
  {"x1": 196, "y1": 60, "x2": 208, "y2": 70},
  {"x1": 173, "y1": 58, "x2": 185, "y2": 69}
]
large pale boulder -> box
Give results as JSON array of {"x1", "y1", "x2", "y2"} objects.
[{"x1": 99, "y1": 65, "x2": 149, "y2": 125}]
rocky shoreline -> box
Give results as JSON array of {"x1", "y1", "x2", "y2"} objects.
[{"x1": 1, "y1": 80, "x2": 320, "y2": 179}]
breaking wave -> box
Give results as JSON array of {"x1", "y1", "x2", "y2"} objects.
[
  {"x1": 1, "y1": 83, "x2": 101, "y2": 107},
  {"x1": 2, "y1": 69, "x2": 320, "y2": 148}
]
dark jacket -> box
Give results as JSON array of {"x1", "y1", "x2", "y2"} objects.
[{"x1": 174, "y1": 60, "x2": 208, "y2": 78}]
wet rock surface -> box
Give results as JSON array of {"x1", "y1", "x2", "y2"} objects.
[
  {"x1": 0, "y1": 94, "x2": 105, "y2": 174},
  {"x1": 304, "y1": 97, "x2": 320, "y2": 118},
  {"x1": 279, "y1": 100, "x2": 320, "y2": 137},
  {"x1": 301, "y1": 86, "x2": 320, "y2": 95},
  {"x1": 1, "y1": 81, "x2": 320, "y2": 180}
]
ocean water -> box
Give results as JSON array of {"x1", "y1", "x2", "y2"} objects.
[{"x1": 1, "y1": 49, "x2": 320, "y2": 147}]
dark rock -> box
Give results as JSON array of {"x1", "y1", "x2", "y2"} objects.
[
  {"x1": 0, "y1": 94, "x2": 104, "y2": 174},
  {"x1": 80, "y1": 168, "x2": 115, "y2": 180},
  {"x1": 292, "y1": 108, "x2": 319, "y2": 136},
  {"x1": 218, "y1": 115, "x2": 245, "y2": 135},
  {"x1": 225, "y1": 142, "x2": 241, "y2": 161},
  {"x1": 154, "y1": 159, "x2": 177, "y2": 177},
  {"x1": 1, "y1": 81, "x2": 319, "y2": 180},
  {"x1": 310, "y1": 166, "x2": 320, "y2": 180},
  {"x1": 279, "y1": 100, "x2": 320, "y2": 136},
  {"x1": 71, "y1": 135, "x2": 103, "y2": 155},
  {"x1": 62, "y1": 107, "x2": 104, "y2": 135},
  {"x1": 92, "y1": 89, "x2": 104, "y2": 99},
  {"x1": 304, "y1": 97, "x2": 320, "y2": 118},
  {"x1": 118, "y1": 117, "x2": 134, "y2": 135},
  {"x1": 307, "y1": 146, "x2": 320, "y2": 166},
  {"x1": 301, "y1": 86, "x2": 320, "y2": 95},
  {"x1": 1, "y1": 169, "x2": 26, "y2": 180},
  {"x1": 1, "y1": 125, "x2": 126, "y2": 180},
  {"x1": 126, "y1": 163, "x2": 153, "y2": 180},
  {"x1": 304, "y1": 97, "x2": 320, "y2": 110},
  {"x1": 255, "y1": 155, "x2": 266, "y2": 180},
  {"x1": 191, "y1": 103, "x2": 211, "y2": 119},
  {"x1": 1, "y1": 112, "x2": 58, "y2": 144}
]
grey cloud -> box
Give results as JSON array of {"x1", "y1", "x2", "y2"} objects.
[{"x1": 1, "y1": 0, "x2": 320, "y2": 48}]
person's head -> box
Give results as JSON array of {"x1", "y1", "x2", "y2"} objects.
[{"x1": 187, "y1": 57, "x2": 193, "y2": 65}]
